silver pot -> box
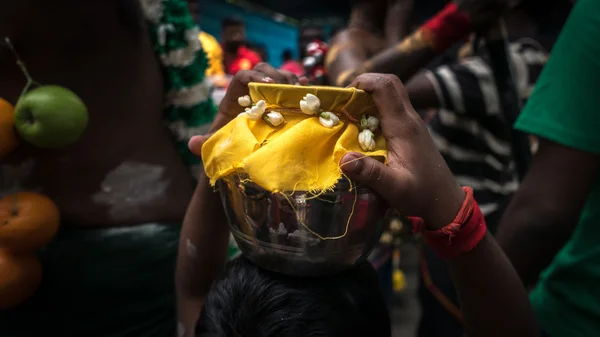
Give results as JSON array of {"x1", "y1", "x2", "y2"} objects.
[{"x1": 217, "y1": 175, "x2": 386, "y2": 277}]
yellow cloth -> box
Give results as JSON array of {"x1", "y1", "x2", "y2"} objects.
[
  {"x1": 202, "y1": 83, "x2": 388, "y2": 193},
  {"x1": 198, "y1": 31, "x2": 225, "y2": 77}
]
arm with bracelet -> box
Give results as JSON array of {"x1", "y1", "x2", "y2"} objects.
[
  {"x1": 327, "y1": 0, "x2": 507, "y2": 87},
  {"x1": 341, "y1": 74, "x2": 537, "y2": 337}
]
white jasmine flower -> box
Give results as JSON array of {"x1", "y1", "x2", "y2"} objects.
[
  {"x1": 299, "y1": 93, "x2": 321, "y2": 115},
  {"x1": 245, "y1": 100, "x2": 267, "y2": 120},
  {"x1": 358, "y1": 129, "x2": 376, "y2": 152},
  {"x1": 264, "y1": 111, "x2": 285, "y2": 127},
  {"x1": 360, "y1": 115, "x2": 380, "y2": 131},
  {"x1": 238, "y1": 95, "x2": 252, "y2": 107},
  {"x1": 256, "y1": 100, "x2": 267, "y2": 111},
  {"x1": 319, "y1": 112, "x2": 340, "y2": 128}
]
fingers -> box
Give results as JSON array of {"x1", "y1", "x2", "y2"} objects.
[
  {"x1": 221, "y1": 70, "x2": 272, "y2": 113},
  {"x1": 254, "y1": 63, "x2": 299, "y2": 85},
  {"x1": 340, "y1": 152, "x2": 405, "y2": 205},
  {"x1": 221, "y1": 65, "x2": 304, "y2": 119},
  {"x1": 279, "y1": 70, "x2": 302, "y2": 85},
  {"x1": 347, "y1": 73, "x2": 411, "y2": 119},
  {"x1": 188, "y1": 135, "x2": 209, "y2": 156},
  {"x1": 298, "y1": 76, "x2": 310, "y2": 86}
]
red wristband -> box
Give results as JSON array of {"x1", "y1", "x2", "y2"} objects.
[
  {"x1": 413, "y1": 187, "x2": 487, "y2": 259},
  {"x1": 421, "y1": 3, "x2": 472, "y2": 53}
]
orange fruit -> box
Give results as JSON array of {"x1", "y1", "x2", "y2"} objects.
[
  {"x1": 0, "y1": 250, "x2": 42, "y2": 309},
  {"x1": 0, "y1": 98, "x2": 18, "y2": 157},
  {"x1": 0, "y1": 192, "x2": 60, "y2": 253}
]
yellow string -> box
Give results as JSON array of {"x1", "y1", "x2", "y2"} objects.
[
  {"x1": 338, "y1": 153, "x2": 370, "y2": 171},
  {"x1": 278, "y1": 174, "x2": 357, "y2": 241}
]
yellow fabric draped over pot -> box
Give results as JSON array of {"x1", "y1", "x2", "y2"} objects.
[{"x1": 201, "y1": 83, "x2": 388, "y2": 193}]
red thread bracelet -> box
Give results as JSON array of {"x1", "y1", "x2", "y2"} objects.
[
  {"x1": 412, "y1": 187, "x2": 487, "y2": 259},
  {"x1": 421, "y1": 3, "x2": 472, "y2": 53}
]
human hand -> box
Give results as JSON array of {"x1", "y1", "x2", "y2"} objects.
[
  {"x1": 455, "y1": 0, "x2": 508, "y2": 31},
  {"x1": 340, "y1": 74, "x2": 465, "y2": 230},
  {"x1": 188, "y1": 63, "x2": 309, "y2": 155}
]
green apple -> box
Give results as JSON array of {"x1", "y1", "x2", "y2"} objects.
[{"x1": 14, "y1": 85, "x2": 88, "y2": 149}]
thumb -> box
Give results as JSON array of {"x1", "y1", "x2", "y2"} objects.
[
  {"x1": 188, "y1": 135, "x2": 210, "y2": 157},
  {"x1": 340, "y1": 152, "x2": 399, "y2": 204}
]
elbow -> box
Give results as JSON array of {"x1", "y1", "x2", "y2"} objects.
[{"x1": 500, "y1": 191, "x2": 577, "y2": 240}]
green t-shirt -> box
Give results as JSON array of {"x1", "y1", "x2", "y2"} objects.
[{"x1": 514, "y1": 1, "x2": 600, "y2": 336}]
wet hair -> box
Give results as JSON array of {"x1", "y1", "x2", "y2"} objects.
[
  {"x1": 222, "y1": 16, "x2": 244, "y2": 29},
  {"x1": 196, "y1": 257, "x2": 391, "y2": 337}
]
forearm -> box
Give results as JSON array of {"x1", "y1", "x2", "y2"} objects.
[
  {"x1": 405, "y1": 72, "x2": 443, "y2": 113},
  {"x1": 496, "y1": 203, "x2": 575, "y2": 287},
  {"x1": 328, "y1": 30, "x2": 437, "y2": 87},
  {"x1": 365, "y1": 33, "x2": 437, "y2": 81},
  {"x1": 176, "y1": 173, "x2": 229, "y2": 334},
  {"x1": 448, "y1": 233, "x2": 539, "y2": 337},
  {"x1": 424, "y1": 185, "x2": 537, "y2": 337},
  {"x1": 329, "y1": 2, "x2": 474, "y2": 87}
]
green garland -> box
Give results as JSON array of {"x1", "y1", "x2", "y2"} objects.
[
  {"x1": 139, "y1": 0, "x2": 241, "y2": 259},
  {"x1": 139, "y1": 0, "x2": 217, "y2": 175}
]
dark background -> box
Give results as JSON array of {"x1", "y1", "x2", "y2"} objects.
[{"x1": 246, "y1": 0, "x2": 448, "y2": 22}]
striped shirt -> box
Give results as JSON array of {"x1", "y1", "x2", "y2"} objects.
[{"x1": 424, "y1": 39, "x2": 548, "y2": 220}]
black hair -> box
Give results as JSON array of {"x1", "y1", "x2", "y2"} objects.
[
  {"x1": 222, "y1": 16, "x2": 244, "y2": 29},
  {"x1": 197, "y1": 257, "x2": 391, "y2": 337},
  {"x1": 282, "y1": 49, "x2": 293, "y2": 61}
]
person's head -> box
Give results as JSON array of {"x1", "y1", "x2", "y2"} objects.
[
  {"x1": 187, "y1": 0, "x2": 199, "y2": 23},
  {"x1": 197, "y1": 257, "x2": 391, "y2": 337},
  {"x1": 299, "y1": 24, "x2": 324, "y2": 59},
  {"x1": 222, "y1": 16, "x2": 246, "y2": 53},
  {"x1": 282, "y1": 49, "x2": 293, "y2": 62}
]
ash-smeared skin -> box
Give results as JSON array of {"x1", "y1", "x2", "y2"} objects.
[
  {"x1": 91, "y1": 161, "x2": 171, "y2": 222},
  {"x1": 0, "y1": 0, "x2": 193, "y2": 228}
]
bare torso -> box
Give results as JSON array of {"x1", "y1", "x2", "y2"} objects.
[{"x1": 0, "y1": 0, "x2": 193, "y2": 228}]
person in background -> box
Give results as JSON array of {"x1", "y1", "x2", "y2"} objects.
[
  {"x1": 198, "y1": 31, "x2": 228, "y2": 88},
  {"x1": 187, "y1": 0, "x2": 228, "y2": 88},
  {"x1": 299, "y1": 24, "x2": 325, "y2": 60},
  {"x1": 280, "y1": 49, "x2": 304, "y2": 77},
  {"x1": 327, "y1": 0, "x2": 571, "y2": 336},
  {"x1": 299, "y1": 25, "x2": 328, "y2": 84},
  {"x1": 0, "y1": 0, "x2": 216, "y2": 336},
  {"x1": 496, "y1": 1, "x2": 600, "y2": 336},
  {"x1": 221, "y1": 16, "x2": 261, "y2": 75},
  {"x1": 248, "y1": 43, "x2": 268, "y2": 65},
  {"x1": 407, "y1": 1, "x2": 569, "y2": 336}
]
